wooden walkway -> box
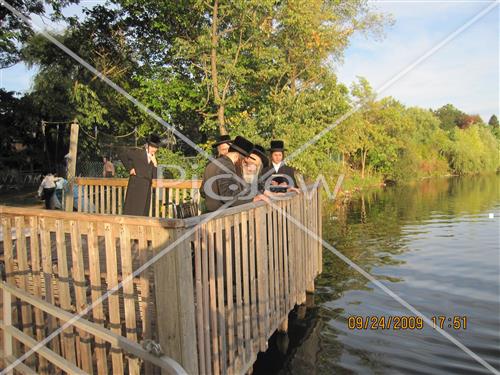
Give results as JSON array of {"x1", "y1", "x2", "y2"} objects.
[{"x1": 0, "y1": 179, "x2": 322, "y2": 374}]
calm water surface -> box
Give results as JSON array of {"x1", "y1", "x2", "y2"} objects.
[{"x1": 255, "y1": 175, "x2": 499, "y2": 375}]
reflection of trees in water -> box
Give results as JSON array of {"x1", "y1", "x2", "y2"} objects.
[
  {"x1": 255, "y1": 175, "x2": 499, "y2": 374},
  {"x1": 319, "y1": 175, "x2": 500, "y2": 301}
]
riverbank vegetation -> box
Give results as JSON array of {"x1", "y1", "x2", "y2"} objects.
[{"x1": 2, "y1": 1, "x2": 498, "y2": 187}]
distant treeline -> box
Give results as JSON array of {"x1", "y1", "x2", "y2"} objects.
[{"x1": 1, "y1": 1, "x2": 498, "y2": 185}]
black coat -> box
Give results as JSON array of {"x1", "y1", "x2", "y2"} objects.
[
  {"x1": 261, "y1": 163, "x2": 297, "y2": 188},
  {"x1": 119, "y1": 148, "x2": 157, "y2": 216},
  {"x1": 200, "y1": 156, "x2": 254, "y2": 212}
]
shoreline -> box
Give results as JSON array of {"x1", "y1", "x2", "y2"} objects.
[{"x1": 333, "y1": 172, "x2": 498, "y2": 202}]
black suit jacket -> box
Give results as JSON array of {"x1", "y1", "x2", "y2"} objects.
[
  {"x1": 120, "y1": 148, "x2": 157, "y2": 180},
  {"x1": 201, "y1": 156, "x2": 254, "y2": 212},
  {"x1": 119, "y1": 148, "x2": 157, "y2": 216},
  {"x1": 261, "y1": 163, "x2": 297, "y2": 188}
]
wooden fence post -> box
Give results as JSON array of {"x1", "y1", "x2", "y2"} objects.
[
  {"x1": 3, "y1": 287, "x2": 13, "y2": 374},
  {"x1": 65, "y1": 120, "x2": 79, "y2": 212},
  {"x1": 153, "y1": 227, "x2": 198, "y2": 375}
]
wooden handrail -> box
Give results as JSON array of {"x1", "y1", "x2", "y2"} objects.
[
  {"x1": 0, "y1": 282, "x2": 188, "y2": 375},
  {"x1": 0, "y1": 323, "x2": 86, "y2": 374},
  {"x1": 183, "y1": 186, "x2": 317, "y2": 227},
  {"x1": 0, "y1": 349, "x2": 37, "y2": 374},
  {"x1": 75, "y1": 177, "x2": 202, "y2": 189},
  {"x1": 0, "y1": 205, "x2": 186, "y2": 228}
]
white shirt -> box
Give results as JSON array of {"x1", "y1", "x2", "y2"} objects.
[
  {"x1": 38, "y1": 175, "x2": 58, "y2": 196},
  {"x1": 272, "y1": 162, "x2": 282, "y2": 173}
]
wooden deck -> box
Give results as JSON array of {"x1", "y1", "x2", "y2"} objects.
[{"x1": 0, "y1": 179, "x2": 322, "y2": 374}]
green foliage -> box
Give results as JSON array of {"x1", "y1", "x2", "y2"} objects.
[
  {"x1": 0, "y1": 89, "x2": 44, "y2": 169},
  {"x1": 156, "y1": 148, "x2": 207, "y2": 179},
  {"x1": 488, "y1": 114, "x2": 500, "y2": 140},
  {"x1": 3, "y1": 0, "x2": 497, "y2": 186},
  {"x1": 0, "y1": 0, "x2": 79, "y2": 67},
  {"x1": 444, "y1": 125, "x2": 500, "y2": 175},
  {"x1": 488, "y1": 114, "x2": 499, "y2": 127},
  {"x1": 342, "y1": 170, "x2": 382, "y2": 192}
]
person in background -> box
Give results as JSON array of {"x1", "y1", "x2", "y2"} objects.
[
  {"x1": 37, "y1": 171, "x2": 60, "y2": 209},
  {"x1": 102, "y1": 156, "x2": 115, "y2": 177},
  {"x1": 52, "y1": 175, "x2": 68, "y2": 209},
  {"x1": 261, "y1": 140, "x2": 298, "y2": 189},
  {"x1": 201, "y1": 136, "x2": 269, "y2": 212},
  {"x1": 119, "y1": 134, "x2": 161, "y2": 216},
  {"x1": 212, "y1": 134, "x2": 231, "y2": 157}
]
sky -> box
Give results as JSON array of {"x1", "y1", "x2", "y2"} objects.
[
  {"x1": 1, "y1": 0, "x2": 498, "y2": 121},
  {"x1": 335, "y1": 0, "x2": 499, "y2": 121}
]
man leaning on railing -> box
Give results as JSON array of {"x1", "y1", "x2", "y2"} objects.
[
  {"x1": 200, "y1": 136, "x2": 300, "y2": 213},
  {"x1": 200, "y1": 136, "x2": 269, "y2": 213}
]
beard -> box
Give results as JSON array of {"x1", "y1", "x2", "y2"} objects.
[
  {"x1": 242, "y1": 162, "x2": 261, "y2": 184},
  {"x1": 243, "y1": 171, "x2": 256, "y2": 184}
]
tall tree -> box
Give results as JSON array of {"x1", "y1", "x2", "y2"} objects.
[
  {"x1": 0, "y1": 0, "x2": 79, "y2": 67},
  {"x1": 176, "y1": 0, "x2": 390, "y2": 135},
  {"x1": 488, "y1": 114, "x2": 499, "y2": 127}
]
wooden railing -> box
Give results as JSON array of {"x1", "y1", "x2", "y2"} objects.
[
  {"x1": 0, "y1": 206, "x2": 184, "y2": 374},
  {"x1": 73, "y1": 178, "x2": 201, "y2": 218},
  {"x1": 0, "y1": 282, "x2": 187, "y2": 375},
  {"x1": 153, "y1": 186, "x2": 323, "y2": 374},
  {"x1": 0, "y1": 183, "x2": 322, "y2": 374}
]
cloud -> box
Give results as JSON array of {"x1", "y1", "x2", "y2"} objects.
[{"x1": 336, "y1": 1, "x2": 499, "y2": 120}]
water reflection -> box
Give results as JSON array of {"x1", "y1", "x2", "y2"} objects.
[{"x1": 255, "y1": 175, "x2": 500, "y2": 374}]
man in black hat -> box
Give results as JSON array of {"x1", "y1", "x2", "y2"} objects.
[
  {"x1": 201, "y1": 136, "x2": 269, "y2": 212},
  {"x1": 261, "y1": 140, "x2": 297, "y2": 189},
  {"x1": 242, "y1": 144, "x2": 268, "y2": 189},
  {"x1": 119, "y1": 134, "x2": 161, "y2": 216},
  {"x1": 212, "y1": 134, "x2": 232, "y2": 157}
]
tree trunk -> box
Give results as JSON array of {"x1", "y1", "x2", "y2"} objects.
[
  {"x1": 361, "y1": 149, "x2": 367, "y2": 179},
  {"x1": 290, "y1": 65, "x2": 297, "y2": 96},
  {"x1": 210, "y1": 0, "x2": 227, "y2": 135},
  {"x1": 217, "y1": 104, "x2": 226, "y2": 135}
]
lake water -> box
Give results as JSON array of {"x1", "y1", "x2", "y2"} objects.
[{"x1": 255, "y1": 175, "x2": 499, "y2": 375}]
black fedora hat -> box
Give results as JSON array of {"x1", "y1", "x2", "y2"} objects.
[
  {"x1": 146, "y1": 133, "x2": 162, "y2": 148},
  {"x1": 212, "y1": 134, "x2": 232, "y2": 147},
  {"x1": 269, "y1": 140, "x2": 286, "y2": 152},
  {"x1": 229, "y1": 136, "x2": 254, "y2": 157},
  {"x1": 251, "y1": 144, "x2": 269, "y2": 168}
]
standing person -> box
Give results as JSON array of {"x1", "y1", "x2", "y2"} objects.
[
  {"x1": 261, "y1": 140, "x2": 298, "y2": 188},
  {"x1": 119, "y1": 134, "x2": 161, "y2": 216},
  {"x1": 201, "y1": 136, "x2": 268, "y2": 212},
  {"x1": 212, "y1": 134, "x2": 231, "y2": 157},
  {"x1": 52, "y1": 175, "x2": 67, "y2": 209},
  {"x1": 102, "y1": 156, "x2": 115, "y2": 177},
  {"x1": 37, "y1": 172, "x2": 60, "y2": 209}
]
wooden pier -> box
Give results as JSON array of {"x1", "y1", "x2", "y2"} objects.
[{"x1": 0, "y1": 179, "x2": 322, "y2": 374}]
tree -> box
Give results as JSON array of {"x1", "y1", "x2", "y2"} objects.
[
  {"x1": 0, "y1": 0, "x2": 78, "y2": 68},
  {"x1": 488, "y1": 114, "x2": 499, "y2": 127},
  {"x1": 21, "y1": 5, "x2": 142, "y2": 162},
  {"x1": 174, "y1": 0, "x2": 390, "y2": 135},
  {"x1": 0, "y1": 89, "x2": 44, "y2": 170},
  {"x1": 433, "y1": 104, "x2": 467, "y2": 131}
]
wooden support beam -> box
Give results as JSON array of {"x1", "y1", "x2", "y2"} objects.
[
  {"x1": 65, "y1": 120, "x2": 79, "y2": 212},
  {"x1": 153, "y1": 229, "x2": 199, "y2": 375}
]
